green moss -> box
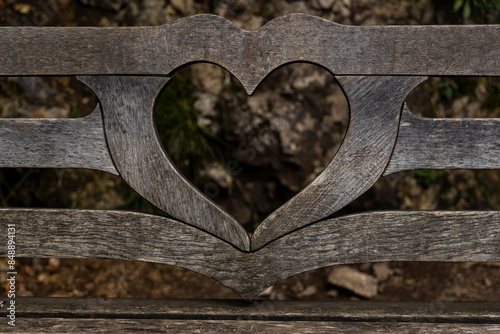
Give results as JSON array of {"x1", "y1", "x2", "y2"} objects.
[
  {"x1": 453, "y1": 0, "x2": 500, "y2": 21},
  {"x1": 433, "y1": 0, "x2": 500, "y2": 23},
  {"x1": 414, "y1": 170, "x2": 444, "y2": 188}
]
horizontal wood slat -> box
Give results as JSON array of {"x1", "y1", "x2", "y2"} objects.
[
  {"x1": 384, "y1": 106, "x2": 500, "y2": 175},
  {"x1": 1, "y1": 14, "x2": 499, "y2": 94},
  {"x1": 1, "y1": 298, "x2": 499, "y2": 333},
  {"x1": 0, "y1": 106, "x2": 117, "y2": 174},
  {"x1": 5, "y1": 319, "x2": 500, "y2": 333},
  {"x1": 5, "y1": 298, "x2": 499, "y2": 322},
  {"x1": 1, "y1": 209, "x2": 498, "y2": 299}
]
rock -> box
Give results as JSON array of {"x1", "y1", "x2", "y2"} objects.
[
  {"x1": 258, "y1": 286, "x2": 273, "y2": 297},
  {"x1": 98, "y1": 17, "x2": 117, "y2": 26},
  {"x1": 297, "y1": 285, "x2": 318, "y2": 298},
  {"x1": 327, "y1": 289, "x2": 339, "y2": 298},
  {"x1": 270, "y1": 288, "x2": 287, "y2": 300},
  {"x1": 203, "y1": 161, "x2": 233, "y2": 189},
  {"x1": 484, "y1": 278, "x2": 492, "y2": 287},
  {"x1": 328, "y1": 266, "x2": 378, "y2": 298},
  {"x1": 373, "y1": 263, "x2": 394, "y2": 282},
  {"x1": 13, "y1": 3, "x2": 31, "y2": 14},
  {"x1": 318, "y1": 0, "x2": 335, "y2": 10},
  {"x1": 194, "y1": 93, "x2": 218, "y2": 117}
]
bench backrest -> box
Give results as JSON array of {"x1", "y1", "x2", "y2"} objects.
[{"x1": 0, "y1": 14, "x2": 499, "y2": 300}]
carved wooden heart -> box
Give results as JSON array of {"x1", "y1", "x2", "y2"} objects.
[{"x1": 77, "y1": 15, "x2": 426, "y2": 252}]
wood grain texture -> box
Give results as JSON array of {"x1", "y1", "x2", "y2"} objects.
[
  {"x1": 0, "y1": 106, "x2": 117, "y2": 174},
  {"x1": 2, "y1": 298, "x2": 500, "y2": 333},
  {"x1": 77, "y1": 76, "x2": 250, "y2": 251},
  {"x1": 1, "y1": 14, "x2": 499, "y2": 93},
  {"x1": 1, "y1": 13, "x2": 499, "y2": 330},
  {"x1": 7, "y1": 297, "x2": 500, "y2": 323},
  {"x1": 4, "y1": 319, "x2": 500, "y2": 333},
  {"x1": 251, "y1": 76, "x2": 427, "y2": 250},
  {"x1": 1, "y1": 209, "x2": 498, "y2": 300},
  {"x1": 385, "y1": 106, "x2": 500, "y2": 175}
]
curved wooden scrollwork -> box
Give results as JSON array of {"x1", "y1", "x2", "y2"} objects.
[{"x1": 2, "y1": 209, "x2": 499, "y2": 300}]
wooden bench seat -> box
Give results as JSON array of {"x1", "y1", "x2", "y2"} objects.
[{"x1": 8, "y1": 298, "x2": 500, "y2": 333}]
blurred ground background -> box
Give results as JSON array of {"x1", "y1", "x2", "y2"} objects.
[{"x1": 0, "y1": 0, "x2": 499, "y2": 301}]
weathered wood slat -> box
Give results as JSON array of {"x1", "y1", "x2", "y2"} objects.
[
  {"x1": 7, "y1": 298, "x2": 500, "y2": 323},
  {"x1": 77, "y1": 76, "x2": 251, "y2": 252},
  {"x1": 384, "y1": 106, "x2": 500, "y2": 175},
  {"x1": 4, "y1": 319, "x2": 500, "y2": 333},
  {"x1": 0, "y1": 106, "x2": 117, "y2": 174},
  {"x1": 2, "y1": 298, "x2": 499, "y2": 333},
  {"x1": 251, "y1": 76, "x2": 426, "y2": 250},
  {"x1": 1, "y1": 209, "x2": 498, "y2": 299},
  {"x1": 1, "y1": 14, "x2": 499, "y2": 94},
  {"x1": 1, "y1": 103, "x2": 497, "y2": 182}
]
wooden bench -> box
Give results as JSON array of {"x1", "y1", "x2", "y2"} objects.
[{"x1": 1, "y1": 14, "x2": 499, "y2": 332}]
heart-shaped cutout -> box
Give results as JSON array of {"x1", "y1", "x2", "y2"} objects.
[{"x1": 154, "y1": 62, "x2": 349, "y2": 233}]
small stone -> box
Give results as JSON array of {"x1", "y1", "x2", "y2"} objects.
[
  {"x1": 327, "y1": 289, "x2": 339, "y2": 298},
  {"x1": 328, "y1": 266, "x2": 378, "y2": 298},
  {"x1": 318, "y1": 0, "x2": 335, "y2": 9},
  {"x1": 13, "y1": 4, "x2": 31, "y2": 14},
  {"x1": 270, "y1": 289, "x2": 287, "y2": 300},
  {"x1": 204, "y1": 161, "x2": 233, "y2": 189},
  {"x1": 194, "y1": 93, "x2": 218, "y2": 117},
  {"x1": 297, "y1": 285, "x2": 317, "y2": 298},
  {"x1": 340, "y1": 5, "x2": 351, "y2": 19},
  {"x1": 258, "y1": 286, "x2": 273, "y2": 297},
  {"x1": 484, "y1": 278, "x2": 492, "y2": 287},
  {"x1": 373, "y1": 263, "x2": 394, "y2": 282}
]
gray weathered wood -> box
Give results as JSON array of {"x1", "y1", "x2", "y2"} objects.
[
  {"x1": 6, "y1": 319, "x2": 500, "y2": 333},
  {"x1": 1, "y1": 14, "x2": 499, "y2": 94},
  {"x1": 0, "y1": 106, "x2": 117, "y2": 174},
  {"x1": 385, "y1": 106, "x2": 500, "y2": 175},
  {"x1": 2, "y1": 298, "x2": 499, "y2": 332},
  {"x1": 8, "y1": 297, "x2": 500, "y2": 323},
  {"x1": 1, "y1": 209, "x2": 498, "y2": 299},
  {"x1": 251, "y1": 76, "x2": 426, "y2": 250},
  {"x1": 78, "y1": 76, "x2": 250, "y2": 251}
]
